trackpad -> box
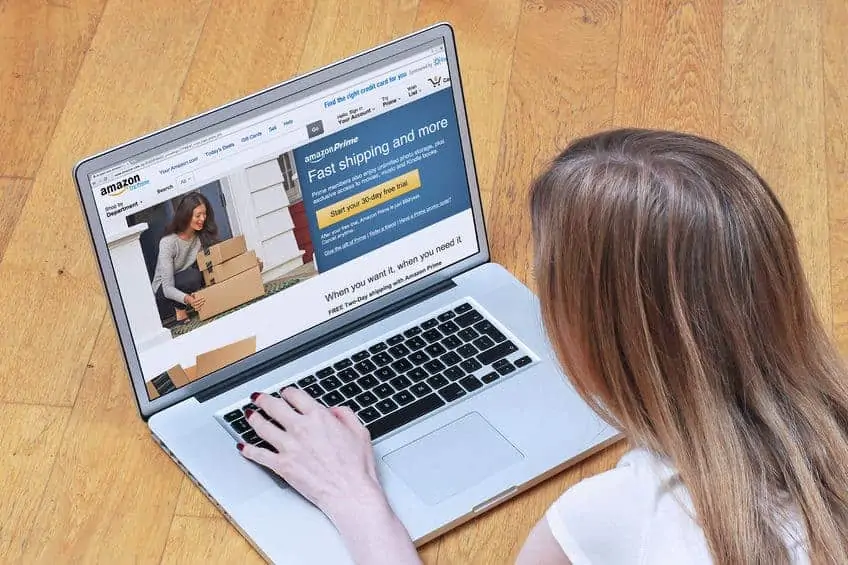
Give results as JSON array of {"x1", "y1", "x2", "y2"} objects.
[{"x1": 382, "y1": 412, "x2": 523, "y2": 505}]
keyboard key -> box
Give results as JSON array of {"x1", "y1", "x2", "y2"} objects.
[
  {"x1": 391, "y1": 358, "x2": 413, "y2": 373},
  {"x1": 496, "y1": 362, "x2": 516, "y2": 376},
  {"x1": 477, "y1": 341, "x2": 518, "y2": 365},
  {"x1": 387, "y1": 334, "x2": 404, "y2": 345},
  {"x1": 241, "y1": 430, "x2": 261, "y2": 444},
  {"x1": 297, "y1": 375, "x2": 316, "y2": 387},
  {"x1": 410, "y1": 382, "x2": 432, "y2": 397},
  {"x1": 242, "y1": 402, "x2": 258, "y2": 413},
  {"x1": 270, "y1": 391, "x2": 281, "y2": 398},
  {"x1": 438, "y1": 320, "x2": 459, "y2": 335},
  {"x1": 473, "y1": 335, "x2": 495, "y2": 351},
  {"x1": 393, "y1": 389, "x2": 416, "y2": 406},
  {"x1": 460, "y1": 359, "x2": 483, "y2": 373},
  {"x1": 444, "y1": 366, "x2": 465, "y2": 381},
  {"x1": 320, "y1": 375, "x2": 342, "y2": 390},
  {"x1": 422, "y1": 329, "x2": 443, "y2": 343},
  {"x1": 514, "y1": 356, "x2": 532, "y2": 367},
  {"x1": 389, "y1": 375, "x2": 411, "y2": 390},
  {"x1": 388, "y1": 343, "x2": 411, "y2": 358},
  {"x1": 426, "y1": 374, "x2": 449, "y2": 388},
  {"x1": 438, "y1": 383, "x2": 466, "y2": 402},
  {"x1": 458, "y1": 328, "x2": 479, "y2": 342},
  {"x1": 455, "y1": 303, "x2": 473, "y2": 313},
  {"x1": 231, "y1": 418, "x2": 251, "y2": 434},
  {"x1": 338, "y1": 368, "x2": 358, "y2": 383},
  {"x1": 376, "y1": 398, "x2": 399, "y2": 414},
  {"x1": 369, "y1": 342, "x2": 388, "y2": 354},
  {"x1": 457, "y1": 343, "x2": 479, "y2": 358},
  {"x1": 373, "y1": 383, "x2": 394, "y2": 398},
  {"x1": 354, "y1": 359, "x2": 377, "y2": 374},
  {"x1": 256, "y1": 440, "x2": 278, "y2": 453},
  {"x1": 441, "y1": 335, "x2": 463, "y2": 349},
  {"x1": 355, "y1": 391, "x2": 378, "y2": 407},
  {"x1": 304, "y1": 383, "x2": 324, "y2": 398},
  {"x1": 408, "y1": 367, "x2": 428, "y2": 382},
  {"x1": 333, "y1": 359, "x2": 353, "y2": 370},
  {"x1": 409, "y1": 351, "x2": 430, "y2": 365},
  {"x1": 456, "y1": 309, "x2": 483, "y2": 327},
  {"x1": 481, "y1": 372, "x2": 499, "y2": 384},
  {"x1": 460, "y1": 375, "x2": 484, "y2": 392},
  {"x1": 359, "y1": 407, "x2": 381, "y2": 423},
  {"x1": 316, "y1": 367, "x2": 335, "y2": 378},
  {"x1": 423, "y1": 359, "x2": 446, "y2": 374},
  {"x1": 406, "y1": 336, "x2": 427, "y2": 350},
  {"x1": 441, "y1": 351, "x2": 462, "y2": 366},
  {"x1": 473, "y1": 320, "x2": 494, "y2": 333},
  {"x1": 403, "y1": 326, "x2": 422, "y2": 338},
  {"x1": 357, "y1": 374, "x2": 379, "y2": 389},
  {"x1": 340, "y1": 383, "x2": 362, "y2": 398},
  {"x1": 340, "y1": 399, "x2": 360, "y2": 413},
  {"x1": 223, "y1": 409, "x2": 242, "y2": 422},
  {"x1": 437, "y1": 311, "x2": 456, "y2": 321},
  {"x1": 322, "y1": 390, "x2": 345, "y2": 406},
  {"x1": 421, "y1": 318, "x2": 439, "y2": 329},
  {"x1": 487, "y1": 328, "x2": 507, "y2": 343},
  {"x1": 374, "y1": 366, "x2": 396, "y2": 380},
  {"x1": 425, "y1": 343, "x2": 447, "y2": 357},
  {"x1": 366, "y1": 394, "x2": 446, "y2": 440},
  {"x1": 373, "y1": 352, "x2": 393, "y2": 366},
  {"x1": 352, "y1": 350, "x2": 369, "y2": 362}
]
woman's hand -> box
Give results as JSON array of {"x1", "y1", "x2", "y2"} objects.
[
  {"x1": 241, "y1": 388, "x2": 421, "y2": 565},
  {"x1": 184, "y1": 293, "x2": 205, "y2": 309}
]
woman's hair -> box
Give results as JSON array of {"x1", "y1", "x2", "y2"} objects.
[
  {"x1": 529, "y1": 129, "x2": 848, "y2": 564},
  {"x1": 165, "y1": 191, "x2": 218, "y2": 247}
]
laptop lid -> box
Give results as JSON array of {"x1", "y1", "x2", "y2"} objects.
[{"x1": 73, "y1": 23, "x2": 490, "y2": 419}]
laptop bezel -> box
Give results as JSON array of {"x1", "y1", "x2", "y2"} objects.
[{"x1": 72, "y1": 22, "x2": 490, "y2": 419}]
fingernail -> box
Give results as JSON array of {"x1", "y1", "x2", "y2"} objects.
[
  {"x1": 250, "y1": 392, "x2": 261, "y2": 402},
  {"x1": 236, "y1": 443, "x2": 244, "y2": 452},
  {"x1": 244, "y1": 409, "x2": 254, "y2": 419}
]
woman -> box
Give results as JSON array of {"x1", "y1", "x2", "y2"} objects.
[
  {"x1": 237, "y1": 130, "x2": 848, "y2": 564},
  {"x1": 152, "y1": 192, "x2": 218, "y2": 326}
]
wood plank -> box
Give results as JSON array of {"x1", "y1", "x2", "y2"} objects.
[
  {"x1": 160, "y1": 517, "x2": 266, "y2": 565},
  {"x1": 171, "y1": 0, "x2": 316, "y2": 122},
  {"x1": 614, "y1": 0, "x2": 722, "y2": 136},
  {"x1": 174, "y1": 477, "x2": 221, "y2": 518},
  {"x1": 0, "y1": 0, "x2": 105, "y2": 177},
  {"x1": 824, "y1": 0, "x2": 848, "y2": 351},
  {"x1": 415, "y1": 0, "x2": 523, "y2": 214},
  {"x1": 720, "y1": 0, "x2": 831, "y2": 328},
  {"x1": 0, "y1": 402, "x2": 72, "y2": 563},
  {"x1": 0, "y1": 178, "x2": 31, "y2": 261},
  {"x1": 20, "y1": 321, "x2": 185, "y2": 563}
]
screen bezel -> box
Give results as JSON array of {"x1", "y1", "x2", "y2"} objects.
[{"x1": 72, "y1": 23, "x2": 490, "y2": 419}]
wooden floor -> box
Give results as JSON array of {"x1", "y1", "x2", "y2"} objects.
[{"x1": 1, "y1": 0, "x2": 845, "y2": 563}]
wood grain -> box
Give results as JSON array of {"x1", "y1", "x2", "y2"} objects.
[
  {"x1": 0, "y1": 0, "x2": 105, "y2": 177},
  {"x1": 0, "y1": 1, "x2": 842, "y2": 563}
]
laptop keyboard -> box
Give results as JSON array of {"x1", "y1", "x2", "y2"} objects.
[{"x1": 217, "y1": 300, "x2": 537, "y2": 448}]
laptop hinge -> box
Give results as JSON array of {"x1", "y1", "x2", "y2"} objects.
[{"x1": 195, "y1": 278, "x2": 456, "y2": 403}]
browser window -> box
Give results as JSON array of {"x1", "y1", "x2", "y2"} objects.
[{"x1": 88, "y1": 40, "x2": 480, "y2": 400}]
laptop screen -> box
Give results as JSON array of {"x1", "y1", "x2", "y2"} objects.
[{"x1": 86, "y1": 39, "x2": 480, "y2": 400}]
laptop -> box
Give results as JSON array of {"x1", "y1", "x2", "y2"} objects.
[{"x1": 73, "y1": 23, "x2": 617, "y2": 563}]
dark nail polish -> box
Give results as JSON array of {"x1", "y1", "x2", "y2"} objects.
[
  {"x1": 250, "y1": 392, "x2": 260, "y2": 402},
  {"x1": 244, "y1": 409, "x2": 254, "y2": 419},
  {"x1": 236, "y1": 443, "x2": 244, "y2": 452}
]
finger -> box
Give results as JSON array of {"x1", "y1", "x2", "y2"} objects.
[
  {"x1": 252, "y1": 392, "x2": 298, "y2": 430},
  {"x1": 245, "y1": 409, "x2": 289, "y2": 449},
  {"x1": 238, "y1": 442, "x2": 279, "y2": 468},
  {"x1": 331, "y1": 406, "x2": 370, "y2": 441},
  {"x1": 281, "y1": 385, "x2": 322, "y2": 414}
]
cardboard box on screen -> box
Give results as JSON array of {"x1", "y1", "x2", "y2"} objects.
[
  {"x1": 195, "y1": 265, "x2": 265, "y2": 320},
  {"x1": 197, "y1": 235, "x2": 247, "y2": 270},
  {"x1": 201, "y1": 250, "x2": 259, "y2": 286}
]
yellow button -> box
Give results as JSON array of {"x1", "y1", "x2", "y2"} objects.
[{"x1": 316, "y1": 169, "x2": 422, "y2": 229}]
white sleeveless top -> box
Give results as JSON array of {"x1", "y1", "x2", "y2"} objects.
[{"x1": 545, "y1": 448, "x2": 809, "y2": 564}]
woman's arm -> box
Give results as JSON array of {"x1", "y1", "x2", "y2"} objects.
[
  {"x1": 515, "y1": 518, "x2": 572, "y2": 565},
  {"x1": 157, "y1": 237, "x2": 188, "y2": 304}
]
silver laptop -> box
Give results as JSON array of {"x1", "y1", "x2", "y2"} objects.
[{"x1": 73, "y1": 23, "x2": 617, "y2": 564}]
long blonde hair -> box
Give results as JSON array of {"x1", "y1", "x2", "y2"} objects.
[{"x1": 529, "y1": 129, "x2": 848, "y2": 564}]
